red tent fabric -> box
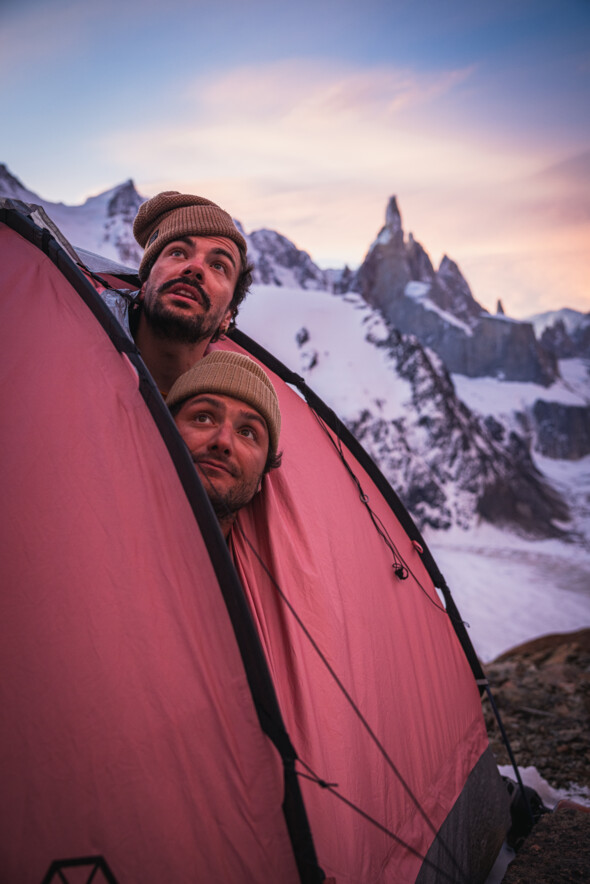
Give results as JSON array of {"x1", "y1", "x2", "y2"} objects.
[
  {"x1": 0, "y1": 204, "x2": 509, "y2": 883},
  {"x1": 0, "y1": 222, "x2": 304, "y2": 883},
  {"x1": 221, "y1": 337, "x2": 498, "y2": 882}
]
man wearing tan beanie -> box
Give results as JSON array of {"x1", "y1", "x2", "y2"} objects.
[
  {"x1": 122, "y1": 191, "x2": 253, "y2": 396},
  {"x1": 167, "y1": 351, "x2": 282, "y2": 540}
]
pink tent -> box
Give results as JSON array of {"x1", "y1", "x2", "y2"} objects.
[{"x1": 0, "y1": 202, "x2": 509, "y2": 883}]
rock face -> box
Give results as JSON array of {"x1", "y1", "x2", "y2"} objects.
[
  {"x1": 532, "y1": 400, "x2": 590, "y2": 459},
  {"x1": 341, "y1": 321, "x2": 569, "y2": 536},
  {"x1": 0, "y1": 166, "x2": 146, "y2": 269},
  {"x1": 538, "y1": 313, "x2": 590, "y2": 360},
  {"x1": 101, "y1": 180, "x2": 145, "y2": 266},
  {"x1": 483, "y1": 629, "x2": 590, "y2": 797},
  {"x1": 354, "y1": 198, "x2": 558, "y2": 385},
  {"x1": 247, "y1": 228, "x2": 327, "y2": 289},
  {"x1": 484, "y1": 631, "x2": 590, "y2": 884}
]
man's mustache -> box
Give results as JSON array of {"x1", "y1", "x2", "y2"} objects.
[{"x1": 159, "y1": 277, "x2": 211, "y2": 311}]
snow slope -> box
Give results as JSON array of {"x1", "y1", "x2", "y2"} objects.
[{"x1": 238, "y1": 284, "x2": 590, "y2": 664}]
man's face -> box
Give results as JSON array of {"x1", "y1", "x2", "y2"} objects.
[
  {"x1": 140, "y1": 235, "x2": 241, "y2": 344},
  {"x1": 174, "y1": 393, "x2": 269, "y2": 521}
]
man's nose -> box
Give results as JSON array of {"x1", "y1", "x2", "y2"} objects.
[
  {"x1": 208, "y1": 421, "x2": 233, "y2": 454},
  {"x1": 181, "y1": 253, "x2": 205, "y2": 279}
]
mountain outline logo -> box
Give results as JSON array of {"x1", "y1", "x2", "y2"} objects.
[{"x1": 41, "y1": 855, "x2": 119, "y2": 884}]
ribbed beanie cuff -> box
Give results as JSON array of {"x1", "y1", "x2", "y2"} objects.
[
  {"x1": 167, "y1": 351, "x2": 281, "y2": 455},
  {"x1": 133, "y1": 192, "x2": 248, "y2": 281}
]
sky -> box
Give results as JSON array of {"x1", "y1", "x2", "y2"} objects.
[{"x1": 1, "y1": 0, "x2": 589, "y2": 317}]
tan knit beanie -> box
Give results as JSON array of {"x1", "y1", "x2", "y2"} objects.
[
  {"x1": 167, "y1": 351, "x2": 281, "y2": 455},
  {"x1": 133, "y1": 191, "x2": 248, "y2": 281}
]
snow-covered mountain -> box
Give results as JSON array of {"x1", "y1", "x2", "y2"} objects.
[
  {"x1": 526, "y1": 307, "x2": 590, "y2": 361},
  {"x1": 2, "y1": 161, "x2": 589, "y2": 663},
  {"x1": 0, "y1": 164, "x2": 145, "y2": 267},
  {"x1": 237, "y1": 285, "x2": 571, "y2": 537},
  {"x1": 0, "y1": 164, "x2": 330, "y2": 290},
  {"x1": 235, "y1": 284, "x2": 590, "y2": 662},
  {"x1": 1, "y1": 162, "x2": 588, "y2": 540}
]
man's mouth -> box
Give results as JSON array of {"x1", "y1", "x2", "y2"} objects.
[
  {"x1": 160, "y1": 279, "x2": 211, "y2": 310},
  {"x1": 193, "y1": 457, "x2": 238, "y2": 478}
]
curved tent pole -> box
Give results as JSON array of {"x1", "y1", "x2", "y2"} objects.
[{"x1": 0, "y1": 204, "x2": 325, "y2": 884}]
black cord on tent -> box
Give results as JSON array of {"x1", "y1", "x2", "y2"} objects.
[
  {"x1": 303, "y1": 391, "x2": 533, "y2": 829},
  {"x1": 484, "y1": 685, "x2": 535, "y2": 828},
  {"x1": 309, "y1": 407, "x2": 457, "y2": 616},
  {"x1": 227, "y1": 514, "x2": 470, "y2": 884},
  {"x1": 296, "y1": 763, "x2": 469, "y2": 884}
]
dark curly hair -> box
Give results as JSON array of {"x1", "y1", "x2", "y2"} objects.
[{"x1": 210, "y1": 257, "x2": 254, "y2": 342}]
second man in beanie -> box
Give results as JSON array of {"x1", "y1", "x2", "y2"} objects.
[{"x1": 167, "y1": 351, "x2": 282, "y2": 540}]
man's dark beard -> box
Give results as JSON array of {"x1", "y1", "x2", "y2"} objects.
[
  {"x1": 196, "y1": 465, "x2": 263, "y2": 521},
  {"x1": 142, "y1": 277, "x2": 221, "y2": 345}
]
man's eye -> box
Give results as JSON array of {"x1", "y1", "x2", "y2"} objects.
[
  {"x1": 170, "y1": 248, "x2": 185, "y2": 257},
  {"x1": 239, "y1": 427, "x2": 256, "y2": 440},
  {"x1": 211, "y1": 260, "x2": 228, "y2": 273},
  {"x1": 194, "y1": 413, "x2": 212, "y2": 424}
]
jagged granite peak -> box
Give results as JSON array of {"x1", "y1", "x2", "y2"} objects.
[
  {"x1": 355, "y1": 197, "x2": 557, "y2": 385},
  {"x1": 247, "y1": 228, "x2": 327, "y2": 290},
  {"x1": 355, "y1": 200, "x2": 486, "y2": 335},
  {"x1": 106, "y1": 179, "x2": 143, "y2": 218},
  {"x1": 406, "y1": 233, "x2": 436, "y2": 283},
  {"x1": 384, "y1": 195, "x2": 404, "y2": 244},
  {"x1": 433, "y1": 255, "x2": 487, "y2": 326}
]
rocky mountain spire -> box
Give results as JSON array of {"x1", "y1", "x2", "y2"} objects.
[
  {"x1": 384, "y1": 196, "x2": 404, "y2": 247},
  {"x1": 106, "y1": 179, "x2": 143, "y2": 218}
]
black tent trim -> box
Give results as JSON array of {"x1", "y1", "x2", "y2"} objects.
[{"x1": 0, "y1": 204, "x2": 324, "y2": 884}]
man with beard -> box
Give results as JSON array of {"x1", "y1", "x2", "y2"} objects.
[
  {"x1": 110, "y1": 191, "x2": 253, "y2": 396},
  {"x1": 166, "y1": 351, "x2": 282, "y2": 540}
]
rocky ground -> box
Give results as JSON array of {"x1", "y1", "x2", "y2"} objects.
[
  {"x1": 482, "y1": 628, "x2": 590, "y2": 796},
  {"x1": 481, "y1": 628, "x2": 590, "y2": 881}
]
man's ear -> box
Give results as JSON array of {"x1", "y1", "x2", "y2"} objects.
[
  {"x1": 137, "y1": 282, "x2": 146, "y2": 302},
  {"x1": 218, "y1": 309, "x2": 233, "y2": 336}
]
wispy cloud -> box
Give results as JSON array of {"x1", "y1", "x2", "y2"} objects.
[
  {"x1": 9, "y1": 45, "x2": 586, "y2": 315},
  {"x1": 106, "y1": 60, "x2": 489, "y2": 186},
  {"x1": 103, "y1": 61, "x2": 575, "y2": 260}
]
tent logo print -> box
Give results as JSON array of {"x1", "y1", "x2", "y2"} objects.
[{"x1": 41, "y1": 855, "x2": 119, "y2": 884}]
